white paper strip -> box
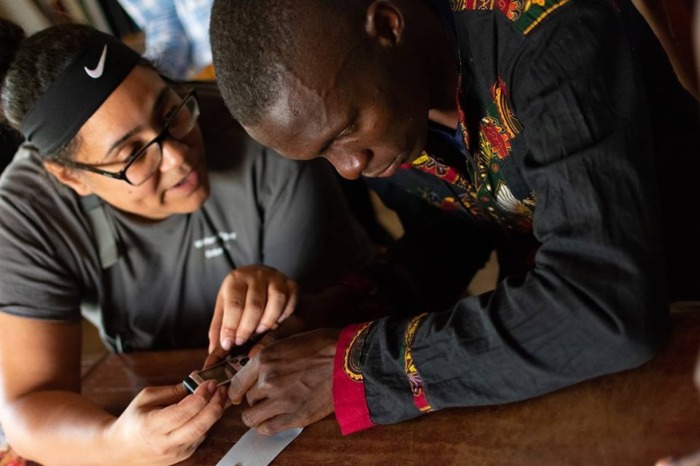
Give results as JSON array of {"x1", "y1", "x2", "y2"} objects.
[{"x1": 215, "y1": 427, "x2": 304, "y2": 466}]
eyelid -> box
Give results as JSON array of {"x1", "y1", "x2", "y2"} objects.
[
  {"x1": 111, "y1": 140, "x2": 147, "y2": 165},
  {"x1": 319, "y1": 122, "x2": 355, "y2": 158},
  {"x1": 338, "y1": 121, "x2": 356, "y2": 139}
]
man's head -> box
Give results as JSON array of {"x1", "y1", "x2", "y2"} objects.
[{"x1": 211, "y1": 0, "x2": 454, "y2": 179}]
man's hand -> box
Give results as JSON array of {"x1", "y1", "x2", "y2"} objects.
[{"x1": 227, "y1": 328, "x2": 341, "y2": 435}]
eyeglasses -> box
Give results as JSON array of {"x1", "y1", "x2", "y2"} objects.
[{"x1": 66, "y1": 89, "x2": 200, "y2": 186}]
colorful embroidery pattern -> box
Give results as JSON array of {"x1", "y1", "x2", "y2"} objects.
[
  {"x1": 467, "y1": 78, "x2": 535, "y2": 229},
  {"x1": 343, "y1": 323, "x2": 371, "y2": 382},
  {"x1": 452, "y1": 0, "x2": 570, "y2": 34},
  {"x1": 408, "y1": 153, "x2": 487, "y2": 220},
  {"x1": 402, "y1": 314, "x2": 433, "y2": 413},
  {"x1": 408, "y1": 76, "x2": 535, "y2": 230}
]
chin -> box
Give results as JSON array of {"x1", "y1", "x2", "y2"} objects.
[{"x1": 180, "y1": 186, "x2": 210, "y2": 213}]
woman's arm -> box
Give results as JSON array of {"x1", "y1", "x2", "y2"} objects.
[{"x1": 0, "y1": 312, "x2": 226, "y2": 466}]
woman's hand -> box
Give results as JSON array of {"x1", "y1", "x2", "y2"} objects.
[
  {"x1": 208, "y1": 265, "x2": 298, "y2": 353},
  {"x1": 104, "y1": 381, "x2": 227, "y2": 466}
]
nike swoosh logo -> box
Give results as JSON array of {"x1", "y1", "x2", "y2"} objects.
[{"x1": 84, "y1": 45, "x2": 107, "y2": 79}]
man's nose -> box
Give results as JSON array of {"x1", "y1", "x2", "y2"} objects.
[{"x1": 327, "y1": 149, "x2": 370, "y2": 180}]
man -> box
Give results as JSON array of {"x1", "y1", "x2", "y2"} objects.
[{"x1": 209, "y1": 0, "x2": 699, "y2": 435}]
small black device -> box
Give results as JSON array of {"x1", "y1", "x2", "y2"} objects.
[{"x1": 183, "y1": 354, "x2": 249, "y2": 394}]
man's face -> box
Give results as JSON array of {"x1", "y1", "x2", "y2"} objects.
[{"x1": 245, "y1": 47, "x2": 430, "y2": 180}]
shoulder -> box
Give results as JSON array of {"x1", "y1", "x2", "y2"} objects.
[
  {"x1": 0, "y1": 147, "x2": 89, "y2": 250},
  {"x1": 452, "y1": 0, "x2": 617, "y2": 36},
  {"x1": 0, "y1": 147, "x2": 76, "y2": 216}
]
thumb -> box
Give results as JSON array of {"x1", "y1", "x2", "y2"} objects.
[
  {"x1": 135, "y1": 383, "x2": 189, "y2": 408},
  {"x1": 228, "y1": 354, "x2": 259, "y2": 405}
]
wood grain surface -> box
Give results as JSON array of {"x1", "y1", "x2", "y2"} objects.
[{"x1": 81, "y1": 311, "x2": 700, "y2": 466}]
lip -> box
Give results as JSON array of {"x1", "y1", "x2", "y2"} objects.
[
  {"x1": 366, "y1": 153, "x2": 407, "y2": 178},
  {"x1": 167, "y1": 166, "x2": 200, "y2": 195}
]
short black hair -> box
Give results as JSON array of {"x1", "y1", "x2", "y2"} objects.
[
  {"x1": 0, "y1": 21, "x2": 97, "y2": 161},
  {"x1": 0, "y1": 20, "x2": 154, "y2": 162},
  {"x1": 210, "y1": 0, "x2": 366, "y2": 126},
  {"x1": 210, "y1": 0, "x2": 298, "y2": 126}
]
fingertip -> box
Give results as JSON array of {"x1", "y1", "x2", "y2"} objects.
[
  {"x1": 203, "y1": 380, "x2": 216, "y2": 395},
  {"x1": 255, "y1": 324, "x2": 268, "y2": 334},
  {"x1": 221, "y1": 337, "x2": 233, "y2": 351},
  {"x1": 215, "y1": 387, "x2": 228, "y2": 407},
  {"x1": 193, "y1": 380, "x2": 216, "y2": 399},
  {"x1": 655, "y1": 458, "x2": 677, "y2": 466},
  {"x1": 174, "y1": 382, "x2": 188, "y2": 396}
]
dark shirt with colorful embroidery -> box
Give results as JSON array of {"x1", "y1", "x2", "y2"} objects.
[{"x1": 332, "y1": 0, "x2": 699, "y2": 434}]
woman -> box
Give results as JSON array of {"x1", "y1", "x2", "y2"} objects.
[{"x1": 0, "y1": 20, "x2": 372, "y2": 465}]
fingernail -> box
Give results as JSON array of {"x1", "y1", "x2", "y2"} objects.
[
  {"x1": 221, "y1": 337, "x2": 233, "y2": 350},
  {"x1": 277, "y1": 315, "x2": 287, "y2": 323},
  {"x1": 207, "y1": 381, "x2": 216, "y2": 394},
  {"x1": 235, "y1": 337, "x2": 246, "y2": 346},
  {"x1": 255, "y1": 324, "x2": 267, "y2": 334},
  {"x1": 656, "y1": 457, "x2": 677, "y2": 466}
]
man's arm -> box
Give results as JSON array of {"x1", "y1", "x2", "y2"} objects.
[{"x1": 341, "y1": 0, "x2": 668, "y2": 430}]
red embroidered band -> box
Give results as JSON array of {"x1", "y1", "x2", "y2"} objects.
[{"x1": 333, "y1": 322, "x2": 376, "y2": 435}]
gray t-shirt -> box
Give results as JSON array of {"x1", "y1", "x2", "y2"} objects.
[{"x1": 0, "y1": 92, "x2": 373, "y2": 351}]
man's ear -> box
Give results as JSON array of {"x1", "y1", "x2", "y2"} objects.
[
  {"x1": 43, "y1": 161, "x2": 94, "y2": 196},
  {"x1": 365, "y1": 1, "x2": 405, "y2": 47}
]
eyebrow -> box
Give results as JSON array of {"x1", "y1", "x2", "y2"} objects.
[{"x1": 102, "y1": 85, "x2": 172, "y2": 160}]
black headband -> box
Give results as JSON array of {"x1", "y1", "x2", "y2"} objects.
[{"x1": 20, "y1": 30, "x2": 141, "y2": 156}]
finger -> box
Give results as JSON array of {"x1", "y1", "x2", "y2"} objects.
[
  {"x1": 208, "y1": 292, "x2": 225, "y2": 353},
  {"x1": 203, "y1": 347, "x2": 227, "y2": 369},
  {"x1": 252, "y1": 393, "x2": 333, "y2": 436},
  {"x1": 256, "y1": 412, "x2": 305, "y2": 436},
  {"x1": 268, "y1": 315, "x2": 306, "y2": 342},
  {"x1": 136, "y1": 383, "x2": 189, "y2": 408},
  {"x1": 235, "y1": 279, "x2": 267, "y2": 345},
  {"x1": 167, "y1": 384, "x2": 227, "y2": 445},
  {"x1": 240, "y1": 397, "x2": 287, "y2": 429},
  {"x1": 228, "y1": 353, "x2": 260, "y2": 404},
  {"x1": 248, "y1": 332, "x2": 279, "y2": 358},
  {"x1": 156, "y1": 380, "x2": 217, "y2": 431},
  {"x1": 257, "y1": 280, "x2": 290, "y2": 334},
  {"x1": 279, "y1": 280, "x2": 298, "y2": 323},
  {"x1": 220, "y1": 280, "x2": 248, "y2": 351}
]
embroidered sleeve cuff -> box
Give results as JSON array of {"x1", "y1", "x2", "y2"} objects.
[{"x1": 333, "y1": 322, "x2": 376, "y2": 435}]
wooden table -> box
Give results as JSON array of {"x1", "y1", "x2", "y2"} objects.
[{"x1": 82, "y1": 311, "x2": 700, "y2": 466}]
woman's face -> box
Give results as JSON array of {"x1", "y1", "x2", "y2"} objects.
[{"x1": 47, "y1": 66, "x2": 210, "y2": 220}]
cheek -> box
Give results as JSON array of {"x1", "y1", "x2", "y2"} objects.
[{"x1": 102, "y1": 180, "x2": 160, "y2": 209}]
